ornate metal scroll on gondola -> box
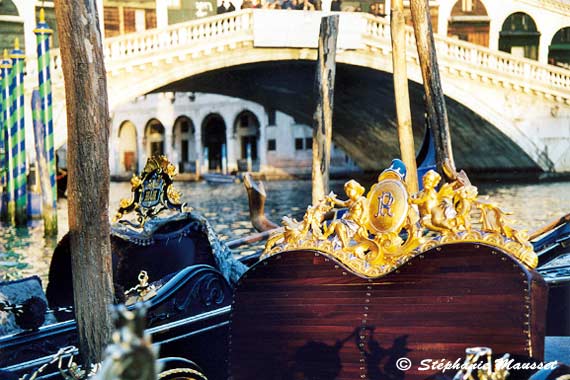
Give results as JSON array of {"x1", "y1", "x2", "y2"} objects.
[{"x1": 263, "y1": 159, "x2": 538, "y2": 277}]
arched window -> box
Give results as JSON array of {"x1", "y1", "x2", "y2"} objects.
[
  {"x1": 549, "y1": 27, "x2": 570, "y2": 68},
  {"x1": 447, "y1": 0, "x2": 490, "y2": 47},
  {"x1": 144, "y1": 119, "x2": 165, "y2": 157},
  {"x1": 118, "y1": 121, "x2": 138, "y2": 173},
  {"x1": 173, "y1": 116, "x2": 196, "y2": 173},
  {"x1": 202, "y1": 114, "x2": 226, "y2": 172},
  {"x1": 499, "y1": 12, "x2": 540, "y2": 60},
  {"x1": 0, "y1": 0, "x2": 24, "y2": 52},
  {"x1": 233, "y1": 110, "x2": 260, "y2": 164}
]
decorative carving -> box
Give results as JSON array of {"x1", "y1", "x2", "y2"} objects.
[
  {"x1": 113, "y1": 155, "x2": 191, "y2": 227},
  {"x1": 263, "y1": 159, "x2": 537, "y2": 277},
  {"x1": 94, "y1": 305, "x2": 159, "y2": 380}
]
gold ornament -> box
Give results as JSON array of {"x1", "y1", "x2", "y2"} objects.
[
  {"x1": 113, "y1": 155, "x2": 191, "y2": 227},
  {"x1": 263, "y1": 160, "x2": 538, "y2": 277}
]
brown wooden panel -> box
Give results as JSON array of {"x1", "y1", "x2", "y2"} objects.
[{"x1": 229, "y1": 243, "x2": 547, "y2": 380}]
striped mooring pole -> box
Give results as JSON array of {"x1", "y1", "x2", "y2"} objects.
[
  {"x1": 0, "y1": 56, "x2": 5, "y2": 220},
  {"x1": 11, "y1": 38, "x2": 27, "y2": 225},
  {"x1": 1, "y1": 49, "x2": 15, "y2": 224},
  {"x1": 34, "y1": 9, "x2": 57, "y2": 235}
]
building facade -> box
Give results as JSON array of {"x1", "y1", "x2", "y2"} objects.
[{"x1": 110, "y1": 92, "x2": 357, "y2": 176}]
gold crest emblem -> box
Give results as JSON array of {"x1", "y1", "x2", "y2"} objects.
[{"x1": 367, "y1": 179, "x2": 409, "y2": 234}]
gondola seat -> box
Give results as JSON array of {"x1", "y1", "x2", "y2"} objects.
[{"x1": 229, "y1": 243, "x2": 547, "y2": 380}]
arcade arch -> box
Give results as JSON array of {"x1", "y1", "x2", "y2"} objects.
[
  {"x1": 499, "y1": 12, "x2": 540, "y2": 60},
  {"x1": 173, "y1": 116, "x2": 197, "y2": 173},
  {"x1": 0, "y1": 0, "x2": 24, "y2": 53},
  {"x1": 233, "y1": 110, "x2": 260, "y2": 171},
  {"x1": 202, "y1": 113, "x2": 226, "y2": 172},
  {"x1": 549, "y1": 27, "x2": 570, "y2": 68},
  {"x1": 144, "y1": 119, "x2": 165, "y2": 158},
  {"x1": 447, "y1": 0, "x2": 490, "y2": 47},
  {"x1": 118, "y1": 121, "x2": 138, "y2": 174}
]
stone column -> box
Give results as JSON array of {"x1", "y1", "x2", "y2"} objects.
[
  {"x1": 195, "y1": 112, "x2": 205, "y2": 173},
  {"x1": 137, "y1": 124, "x2": 146, "y2": 172},
  {"x1": 156, "y1": 93, "x2": 176, "y2": 161},
  {"x1": 156, "y1": 0, "x2": 169, "y2": 28},
  {"x1": 258, "y1": 112, "x2": 268, "y2": 172},
  {"x1": 222, "y1": 111, "x2": 237, "y2": 172},
  {"x1": 19, "y1": 1, "x2": 37, "y2": 59},
  {"x1": 436, "y1": 0, "x2": 453, "y2": 38},
  {"x1": 488, "y1": 18, "x2": 501, "y2": 51}
]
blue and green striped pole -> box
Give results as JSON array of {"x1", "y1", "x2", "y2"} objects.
[
  {"x1": 0, "y1": 65, "x2": 5, "y2": 219},
  {"x1": 10, "y1": 38, "x2": 27, "y2": 225},
  {"x1": 1, "y1": 49, "x2": 15, "y2": 224},
  {"x1": 34, "y1": 9, "x2": 57, "y2": 235}
]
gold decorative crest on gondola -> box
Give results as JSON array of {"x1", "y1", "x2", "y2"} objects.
[
  {"x1": 263, "y1": 159, "x2": 537, "y2": 277},
  {"x1": 113, "y1": 156, "x2": 190, "y2": 227}
]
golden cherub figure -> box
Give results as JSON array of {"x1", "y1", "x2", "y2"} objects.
[
  {"x1": 321, "y1": 180, "x2": 378, "y2": 257},
  {"x1": 411, "y1": 170, "x2": 459, "y2": 234}
]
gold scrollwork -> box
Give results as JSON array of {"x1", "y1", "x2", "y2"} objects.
[
  {"x1": 113, "y1": 155, "x2": 191, "y2": 227},
  {"x1": 263, "y1": 159, "x2": 538, "y2": 277}
]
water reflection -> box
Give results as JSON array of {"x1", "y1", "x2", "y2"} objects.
[{"x1": 2, "y1": 179, "x2": 570, "y2": 284}]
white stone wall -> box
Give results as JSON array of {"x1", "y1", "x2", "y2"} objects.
[{"x1": 110, "y1": 92, "x2": 358, "y2": 176}]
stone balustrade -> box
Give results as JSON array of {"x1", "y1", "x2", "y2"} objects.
[{"x1": 363, "y1": 13, "x2": 570, "y2": 101}]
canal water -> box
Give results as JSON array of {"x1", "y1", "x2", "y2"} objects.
[{"x1": 2, "y1": 178, "x2": 570, "y2": 285}]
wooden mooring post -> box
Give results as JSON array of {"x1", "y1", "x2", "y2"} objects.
[
  {"x1": 312, "y1": 15, "x2": 339, "y2": 205},
  {"x1": 409, "y1": 0, "x2": 456, "y2": 178},
  {"x1": 54, "y1": 0, "x2": 114, "y2": 367},
  {"x1": 391, "y1": 0, "x2": 419, "y2": 193}
]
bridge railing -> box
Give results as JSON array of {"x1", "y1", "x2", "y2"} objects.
[
  {"x1": 42, "y1": 10, "x2": 255, "y2": 87},
  {"x1": 363, "y1": 13, "x2": 570, "y2": 99}
]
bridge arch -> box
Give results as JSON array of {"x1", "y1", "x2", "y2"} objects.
[
  {"x1": 499, "y1": 12, "x2": 540, "y2": 60},
  {"x1": 549, "y1": 27, "x2": 570, "y2": 69},
  {"x1": 172, "y1": 115, "x2": 197, "y2": 173},
  {"x1": 202, "y1": 113, "x2": 226, "y2": 172},
  {"x1": 63, "y1": 10, "x2": 568, "y2": 172},
  {"x1": 144, "y1": 118, "x2": 166, "y2": 158},
  {"x1": 447, "y1": 0, "x2": 490, "y2": 47},
  {"x1": 117, "y1": 120, "x2": 138, "y2": 175}
]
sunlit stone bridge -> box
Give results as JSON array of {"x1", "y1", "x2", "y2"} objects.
[{"x1": 33, "y1": 9, "x2": 570, "y2": 173}]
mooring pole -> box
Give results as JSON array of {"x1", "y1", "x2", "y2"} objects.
[
  {"x1": 391, "y1": 0, "x2": 418, "y2": 193},
  {"x1": 246, "y1": 142, "x2": 252, "y2": 172},
  {"x1": 32, "y1": 90, "x2": 57, "y2": 233},
  {"x1": 203, "y1": 147, "x2": 209, "y2": 173},
  {"x1": 10, "y1": 39, "x2": 27, "y2": 225},
  {"x1": 54, "y1": 0, "x2": 114, "y2": 367},
  {"x1": 0, "y1": 63, "x2": 6, "y2": 220},
  {"x1": 312, "y1": 15, "x2": 339, "y2": 205},
  {"x1": 409, "y1": 0, "x2": 455, "y2": 178},
  {"x1": 222, "y1": 143, "x2": 228, "y2": 174},
  {"x1": 1, "y1": 50, "x2": 15, "y2": 224},
  {"x1": 34, "y1": 9, "x2": 58, "y2": 235}
]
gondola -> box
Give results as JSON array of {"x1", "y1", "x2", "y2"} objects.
[
  {"x1": 202, "y1": 172, "x2": 242, "y2": 184},
  {"x1": 0, "y1": 156, "x2": 245, "y2": 379},
  {"x1": 3, "y1": 153, "x2": 570, "y2": 380}
]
